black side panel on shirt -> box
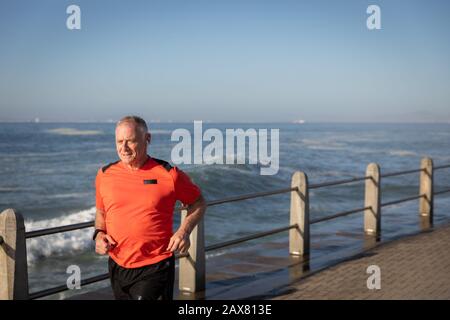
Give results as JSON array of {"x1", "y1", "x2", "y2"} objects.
[
  {"x1": 102, "y1": 160, "x2": 120, "y2": 173},
  {"x1": 152, "y1": 158, "x2": 173, "y2": 172}
]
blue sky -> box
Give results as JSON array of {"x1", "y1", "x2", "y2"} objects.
[{"x1": 1, "y1": 0, "x2": 449, "y2": 122}]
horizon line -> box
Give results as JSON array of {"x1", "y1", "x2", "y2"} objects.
[{"x1": 1, "y1": 120, "x2": 450, "y2": 124}]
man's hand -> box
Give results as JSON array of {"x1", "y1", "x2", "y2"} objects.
[
  {"x1": 95, "y1": 232, "x2": 117, "y2": 255},
  {"x1": 166, "y1": 195, "x2": 206, "y2": 254},
  {"x1": 166, "y1": 229, "x2": 190, "y2": 254}
]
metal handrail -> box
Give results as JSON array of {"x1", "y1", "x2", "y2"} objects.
[
  {"x1": 310, "y1": 176, "x2": 369, "y2": 189},
  {"x1": 26, "y1": 221, "x2": 94, "y2": 239},
  {"x1": 206, "y1": 187, "x2": 297, "y2": 207},
  {"x1": 205, "y1": 225, "x2": 296, "y2": 252},
  {"x1": 310, "y1": 206, "x2": 371, "y2": 224},
  {"x1": 435, "y1": 164, "x2": 450, "y2": 170},
  {"x1": 29, "y1": 273, "x2": 110, "y2": 300},
  {"x1": 381, "y1": 168, "x2": 424, "y2": 178},
  {"x1": 380, "y1": 194, "x2": 424, "y2": 208},
  {"x1": 434, "y1": 188, "x2": 450, "y2": 196}
]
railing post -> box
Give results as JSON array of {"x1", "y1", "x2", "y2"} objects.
[
  {"x1": 178, "y1": 208, "x2": 205, "y2": 294},
  {"x1": 364, "y1": 163, "x2": 381, "y2": 237},
  {"x1": 419, "y1": 157, "x2": 433, "y2": 223},
  {"x1": 289, "y1": 171, "x2": 310, "y2": 256},
  {"x1": 0, "y1": 209, "x2": 29, "y2": 300}
]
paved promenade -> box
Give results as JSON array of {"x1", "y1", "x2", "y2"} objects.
[{"x1": 273, "y1": 224, "x2": 450, "y2": 300}]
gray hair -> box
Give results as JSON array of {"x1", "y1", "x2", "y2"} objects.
[{"x1": 116, "y1": 116, "x2": 149, "y2": 134}]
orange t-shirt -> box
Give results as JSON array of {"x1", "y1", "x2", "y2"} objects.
[{"x1": 95, "y1": 156, "x2": 201, "y2": 268}]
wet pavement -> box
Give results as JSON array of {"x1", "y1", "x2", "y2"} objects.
[{"x1": 273, "y1": 223, "x2": 450, "y2": 300}]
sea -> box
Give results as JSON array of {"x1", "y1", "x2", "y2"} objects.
[{"x1": 1, "y1": 122, "x2": 450, "y2": 299}]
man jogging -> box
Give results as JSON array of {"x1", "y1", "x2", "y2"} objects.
[{"x1": 94, "y1": 115, "x2": 206, "y2": 300}]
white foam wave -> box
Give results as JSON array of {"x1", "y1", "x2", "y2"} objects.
[
  {"x1": 25, "y1": 207, "x2": 96, "y2": 265},
  {"x1": 46, "y1": 128, "x2": 103, "y2": 136},
  {"x1": 94, "y1": 148, "x2": 115, "y2": 153},
  {"x1": 45, "y1": 192, "x2": 91, "y2": 199},
  {"x1": 321, "y1": 170, "x2": 354, "y2": 178},
  {"x1": 388, "y1": 150, "x2": 417, "y2": 157},
  {"x1": 1, "y1": 187, "x2": 27, "y2": 192},
  {"x1": 202, "y1": 151, "x2": 260, "y2": 165},
  {"x1": 0, "y1": 151, "x2": 80, "y2": 159},
  {"x1": 0, "y1": 187, "x2": 40, "y2": 192},
  {"x1": 188, "y1": 163, "x2": 258, "y2": 177},
  {"x1": 325, "y1": 134, "x2": 386, "y2": 143},
  {"x1": 149, "y1": 130, "x2": 173, "y2": 135},
  {"x1": 301, "y1": 138, "x2": 346, "y2": 151}
]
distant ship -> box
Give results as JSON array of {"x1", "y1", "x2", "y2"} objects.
[{"x1": 292, "y1": 119, "x2": 306, "y2": 124}]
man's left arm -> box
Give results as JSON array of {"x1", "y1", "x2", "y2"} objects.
[{"x1": 166, "y1": 194, "x2": 207, "y2": 254}]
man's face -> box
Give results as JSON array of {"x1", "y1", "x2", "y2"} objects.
[{"x1": 115, "y1": 122, "x2": 149, "y2": 166}]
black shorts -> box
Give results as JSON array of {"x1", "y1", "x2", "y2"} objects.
[{"x1": 108, "y1": 255, "x2": 175, "y2": 300}]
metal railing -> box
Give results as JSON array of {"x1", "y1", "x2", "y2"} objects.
[
  {"x1": 25, "y1": 221, "x2": 94, "y2": 239},
  {"x1": 205, "y1": 225, "x2": 297, "y2": 252},
  {"x1": 310, "y1": 206, "x2": 372, "y2": 225},
  {"x1": 1, "y1": 156, "x2": 449, "y2": 299}
]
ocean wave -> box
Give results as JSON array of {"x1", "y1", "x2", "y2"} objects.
[
  {"x1": 201, "y1": 151, "x2": 260, "y2": 165},
  {"x1": 94, "y1": 148, "x2": 115, "y2": 153},
  {"x1": 319, "y1": 170, "x2": 357, "y2": 178},
  {"x1": 433, "y1": 155, "x2": 450, "y2": 163},
  {"x1": 187, "y1": 163, "x2": 260, "y2": 178},
  {"x1": 0, "y1": 151, "x2": 80, "y2": 159},
  {"x1": 325, "y1": 133, "x2": 388, "y2": 143},
  {"x1": 0, "y1": 187, "x2": 25, "y2": 192},
  {"x1": 301, "y1": 138, "x2": 347, "y2": 151},
  {"x1": 388, "y1": 150, "x2": 417, "y2": 157},
  {"x1": 45, "y1": 192, "x2": 91, "y2": 199},
  {"x1": 25, "y1": 207, "x2": 96, "y2": 265},
  {"x1": 46, "y1": 128, "x2": 103, "y2": 136},
  {"x1": 0, "y1": 187, "x2": 40, "y2": 192},
  {"x1": 149, "y1": 130, "x2": 173, "y2": 135}
]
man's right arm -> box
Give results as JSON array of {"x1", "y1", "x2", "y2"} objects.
[
  {"x1": 95, "y1": 208, "x2": 107, "y2": 231},
  {"x1": 94, "y1": 209, "x2": 116, "y2": 255}
]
